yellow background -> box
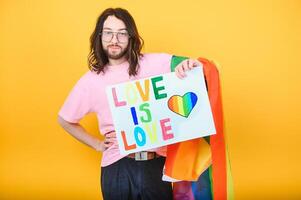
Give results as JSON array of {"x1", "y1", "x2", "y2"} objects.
[{"x1": 1, "y1": 0, "x2": 300, "y2": 199}]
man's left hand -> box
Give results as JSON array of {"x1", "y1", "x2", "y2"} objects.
[{"x1": 174, "y1": 58, "x2": 201, "y2": 79}]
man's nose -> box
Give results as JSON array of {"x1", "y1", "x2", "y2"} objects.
[{"x1": 111, "y1": 33, "x2": 118, "y2": 43}]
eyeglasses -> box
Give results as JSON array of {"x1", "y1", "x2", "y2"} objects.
[{"x1": 100, "y1": 31, "x2": 130, "y2": 43}]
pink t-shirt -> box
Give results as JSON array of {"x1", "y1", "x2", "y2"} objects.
[{"x1": 59, "y1": 53, "x2": 173, "y2": 166}]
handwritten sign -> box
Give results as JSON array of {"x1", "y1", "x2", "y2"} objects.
[{"x1": 106, "y1": 66, "x2": 216, "y2": 155}]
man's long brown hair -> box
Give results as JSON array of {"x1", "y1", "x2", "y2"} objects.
[{"x1": 88, "y1": 8, "x2": 144, "y2": 76}]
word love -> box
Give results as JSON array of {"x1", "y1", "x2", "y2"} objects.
[
  {"x1": 111, "y1": 76, "x2": 167, "y2": 107},
  {"x1": 121, "y1": 118, "x2": 174, "y2": 151}
]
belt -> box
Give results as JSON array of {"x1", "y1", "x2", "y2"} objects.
[{"x1": 127, "y1": 151, "x2": 160, "y2": 161}]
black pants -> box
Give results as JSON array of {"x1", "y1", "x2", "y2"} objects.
[{"x1": 101, "y1": 156, "x2": 173, "y2": 200}]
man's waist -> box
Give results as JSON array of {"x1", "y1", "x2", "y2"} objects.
[{"x1": 127, "y1": 151, "x2": 161, "y2": 161}]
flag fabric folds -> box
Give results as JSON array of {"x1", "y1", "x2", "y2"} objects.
[{"x1": 165, "y1": 56, "x2": 234, "y2": 200}]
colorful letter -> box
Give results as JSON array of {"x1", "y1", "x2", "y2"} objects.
[
  {"x1": 121, "y1": 130, "x2": 136, "y2": 150},
  {"x1": 139, "y1": 103, "x2": 152, "y2": 123},
  {"x1": 144, "y1": 121, "x2": 158, "y2": 144},
  {"x1": 112, "y1": 87, "x2": 126, "y2": 107},
  {"x1": 160, "y1": 118, "x2": 174, "y2": 140},
  {"x1": 151, "y1": 76, "x2": 167, "y2": 100},
  {"x1": 135, "y1": 79, "x2": 150, "y2": 102},
  {"x1": 130, "y1": 107, "x2": 139, "y2": 125},
  {"x1": 125, "y1": 83, "x2": 138, "y2": 105},
  {"x1": 134, "y1": 126, "x2": 146, "y2": 147}
]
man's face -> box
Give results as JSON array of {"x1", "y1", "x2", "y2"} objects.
[{"x1": 101, "y1": 15, "x2": 129, "y2": 60}]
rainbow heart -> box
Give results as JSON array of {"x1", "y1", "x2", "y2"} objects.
[{"x1": 167, "y1": 92, "x2": 198, "y2": 118}]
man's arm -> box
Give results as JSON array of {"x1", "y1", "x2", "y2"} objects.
[{"x1": 57, "y1": 116, "x2": 114, "y2": 152}]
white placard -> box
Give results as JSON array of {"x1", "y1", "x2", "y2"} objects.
[{"x1": 106, "y1": 66, "x2": 216, "y2": 155}]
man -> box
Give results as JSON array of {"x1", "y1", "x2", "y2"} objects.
[{"x1": 58, "y1": 8, "x2": 200, "y2": 200}]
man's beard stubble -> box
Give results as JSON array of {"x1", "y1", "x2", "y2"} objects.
[{"x1": 104, "y1": 45, "x2": 128, "y2": 60}]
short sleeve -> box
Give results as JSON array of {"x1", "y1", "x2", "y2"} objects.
[
  {"x1": 158, "y1": 53, "x2": 173, "y2": 73},
  {"x1": 58, "y1": 75, "x2": 92, "y2": 123}
]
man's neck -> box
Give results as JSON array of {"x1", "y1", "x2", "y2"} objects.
[{"x1": 108, "y1": 57, "x2": 127, "y2": 66}]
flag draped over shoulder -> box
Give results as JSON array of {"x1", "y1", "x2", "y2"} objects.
[{"x1": 164, "y1": 56, "x2": 234, "y2": 200}]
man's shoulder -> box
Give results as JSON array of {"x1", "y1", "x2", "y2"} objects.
[
  {"x1": 141, "y1": 52, "x2": 172, "y2": 59},
  {"x1": 140, "y1": 53, "x2": 173, "y2": 64},
  {"x1": 74, "y1": 70, "x2": 102, "y2": 87},
  {"x1": 77, "y1": 70, "x2": 95, "y2": 81}
]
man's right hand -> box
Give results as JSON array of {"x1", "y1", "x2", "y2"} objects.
[
  {"x1": 96, "y1": 131, "x2": 117, "y2": 151},
  {"x1": 58, "y1": 115, "x2": 113, "y2": 153},
  {"x1": 95, "y1": 140, "x2": 107, "y2": 152}
]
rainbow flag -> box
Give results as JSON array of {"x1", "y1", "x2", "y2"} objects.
[{"x1": 164, "y1": 56, "x2": 234, "y2": 200}]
